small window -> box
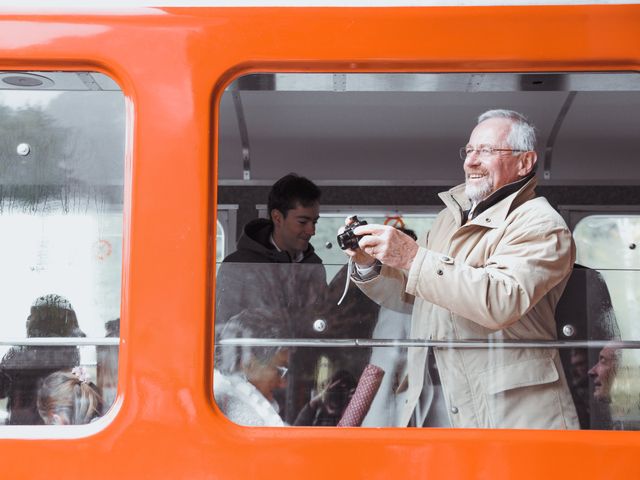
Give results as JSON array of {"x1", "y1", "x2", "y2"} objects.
[
  {"x1": 572, "y1": 215, "x2": 640, "y2": 430},
  {"x1": 215, "y1": 205, "x2": 238, "y2": 267},
  {"x1": 216, "y1": 220, "x2": 226, "y2": 263},
  {"x1": 0, "y1": 72, "x2": 124, "y2": 427}
]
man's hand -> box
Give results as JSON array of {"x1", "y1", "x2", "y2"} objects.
[
  {"x1": 354, "y1": 223, "x2": 419, "y2": 271},
  {"x1": 338, "y1": 217, "x2": 377, "y2": 267}
]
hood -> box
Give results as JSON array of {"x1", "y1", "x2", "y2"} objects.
[{"x1": 236, "y1": 218, "x2": 320, "y2": 264}]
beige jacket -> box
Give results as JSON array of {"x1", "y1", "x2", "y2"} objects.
[{"x1": 356, "y1": 177, "x2": 579, "y2": 429}]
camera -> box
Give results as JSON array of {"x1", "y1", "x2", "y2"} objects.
[{"x1": 337, "y1": 216, "x2": 368, "y2": 250}]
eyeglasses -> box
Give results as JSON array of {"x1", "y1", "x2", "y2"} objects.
[
  {"x1": 275, "y1": 366, "x2": 288, "y2": 378},
  {"x1": 459, "y1": 145, "x2": 524, "y2": 161}
]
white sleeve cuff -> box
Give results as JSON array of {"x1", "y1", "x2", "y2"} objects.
[{"x1": 354, "y1": 262, "x2": 380, "y2": 281}]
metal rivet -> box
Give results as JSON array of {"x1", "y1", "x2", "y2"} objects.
[
  {"x1": 16, "y1": 143, "x2": 31, "y2": 156},
  {"x1": 562, "y1": 324, "x2": 576, "y2": 338},
  {"x1": 450, "y1": 406, "x2": 459, "y2": 414},
  {"x1": 313, "y1": 319, "x2": 327, "y2": 333}
]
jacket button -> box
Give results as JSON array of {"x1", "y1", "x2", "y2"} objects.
[
  {"x1": 313, "y1": 319, "x2": 327, "y2": 332},
  {"x1": 450, "y1": 406, "x2": 459, "y2": 414},
  {"x1": 562, "y1": 324, "x2": 576, "y2": 337},
  {"x1": 485, "y1": 218, "x2": 491, "y2": 223},
  {"x1": 440, "y1": 255, "x2": 454, "y2": 264},
  {"x1": 437, "y1": 269, "x2": 443, "y2": 276}
]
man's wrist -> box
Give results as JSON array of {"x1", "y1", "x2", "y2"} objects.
[{"x1": 354, "y1": 260, "x2": 381, "y2": 280}]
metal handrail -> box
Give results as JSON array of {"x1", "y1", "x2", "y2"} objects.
[
  {"x1": 217, "y1": 338, "x2": 640, "y2": 349},
  {"x1": 0, "y1": 337, "x2": 120, "y2": 347}
]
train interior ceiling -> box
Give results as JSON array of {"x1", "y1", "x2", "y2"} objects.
[
  {"x1": 217, "y1": 72, "x2": 640, "y2": 240},
  {"x1": 218, "y1": 72, "x2": 640, "y2": 183}
]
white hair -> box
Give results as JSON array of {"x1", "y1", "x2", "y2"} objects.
[{"x1": 478, "y1": 109, "x2": 537, "y2": 152}]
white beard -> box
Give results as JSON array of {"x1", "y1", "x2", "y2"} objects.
[{"x1": 465, "y1": 176, "x2": 494, "y2": 203}]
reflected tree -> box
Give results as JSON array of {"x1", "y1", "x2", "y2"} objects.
[{"x1": 0, "y1": 103, "x2": 81, "y2": 213}]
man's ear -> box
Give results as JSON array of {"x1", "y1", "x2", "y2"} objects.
[
  {"x1": 518, "y1": 151, "x2": 537, "y2": 177},
  {"x1": 271, "y1": 209, "x2": 284, "y2": 227}
]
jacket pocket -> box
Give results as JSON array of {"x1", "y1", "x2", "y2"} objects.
[
  {"x1": 482, "y1": 356, "x2": 559, "y2": 395},
  {"x1": 479, "y1": 356, "x2": 566, "y2": 429}
]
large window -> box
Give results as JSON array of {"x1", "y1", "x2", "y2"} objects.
[
  {"x1": 214, "y1": 72, "x2": 640, "y2": 430},
  {"x1": 0, "y1": 72, "x2": 123, "y2": 427}
]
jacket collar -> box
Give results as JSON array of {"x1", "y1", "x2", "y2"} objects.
[
  {"x1": 439, "y1": 174, "x2": 538, "y2": 228},
  {"x1": 238, "y1": 218, "x2": 318, "y2": 263}
]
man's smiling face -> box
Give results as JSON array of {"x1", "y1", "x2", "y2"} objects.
[{"x1": 464, "y1": 117, "x2": 524, "y2": 203}]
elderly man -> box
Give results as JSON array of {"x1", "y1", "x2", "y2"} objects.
[
  {"x1": 344, "y1": 110, "x2": 579, "y2": 429},
  {"x1": 589, "y1": 346, "x2": 619, "y2": 404}
]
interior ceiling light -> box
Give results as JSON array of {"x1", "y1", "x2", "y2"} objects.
[{"x1": 1, "y1": 72, "x2": 54, "y2": 88}]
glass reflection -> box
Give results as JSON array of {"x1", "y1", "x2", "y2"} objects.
[
  {"x1": 215, "y1": 309, "x2": 291, "y2": 426},
  {"x1": 215, "y1": 263, "x2": 640, "y2": 430},
  {"x1": 0, "y1": 80, "x2": 124, "y2": 426},
  {"x1": 574, "y1": 216, "x2": 640, "y2": 429}
]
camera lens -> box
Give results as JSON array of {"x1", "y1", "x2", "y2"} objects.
[{"x1": 336, "y1": 217, "x2": 367, "y2": 250}]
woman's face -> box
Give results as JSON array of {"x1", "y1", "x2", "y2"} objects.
[{"x1": 246, "y1": 348, "x2": 290, "y2": 401}]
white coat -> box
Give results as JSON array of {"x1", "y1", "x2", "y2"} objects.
[{"x1": 356, "y1": 177, "x2": 580, "y2": 429}]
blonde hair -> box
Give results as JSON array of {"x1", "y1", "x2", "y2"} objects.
[{"x1": 37, "y1": 370, "x2": 103, "y2": 425}]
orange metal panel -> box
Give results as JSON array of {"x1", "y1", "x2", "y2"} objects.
[{"x1": 0, "y1": 5, "x2": 639, "y2": 479}]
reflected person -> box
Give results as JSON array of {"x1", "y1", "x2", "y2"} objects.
[
  {"x1": 37, "y1": 367, "x2": 103, "y2": 425},
  {"x1": 588, "y1": 345, "x2": 621, "y2": 429},
  {"x1": 342, "y1": 110, "x2": 579, "y2": 429},
  {"x1": 96, "y1": 318, "x2": 119, "y2": 415},
  {"x1": 214, "y1": 309, "x2": 291, "y2": 427},
  {"x1": 554, "y1": 264, "x2": 619, "y2": 428},
  {"x1": 0, "y1": 294, "x2": 85, "y2": 425},
  {"x1": 589, "y1": 345, "x2": 619, "y2": 404},
  {"x1": 293, "y1": 369, "x2": 356, "y2": 426}
]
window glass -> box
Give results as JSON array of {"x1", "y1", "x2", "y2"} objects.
[
  {"x1": 313, "y1": 213, "x2": 437, "y2": 278},
  {"x1": 215, "y1": 72, "x2": 640, "y2": 430},
  {"x1": 215, "y1": 206, "x2": 238, "y2": 272},
  {"x1": 215, "y1": 211, "x2": 432, "y2": 426},
  {"x1": 216, "y1": 220, "x2": 225, "y2": 263},
  {"x1": 0, "y1": 72, "x2": 123, "y2": 426},
  {"x1": 572, "y1": 215, "x2": 640, "y2": 429}
]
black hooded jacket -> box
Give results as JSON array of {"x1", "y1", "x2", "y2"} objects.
[
  {"x1": 222, "y1": 218, "x2": 322, "y2": 264},
  {"x1": 215, "y1": 219, "x2": 328, "y2": 337}
]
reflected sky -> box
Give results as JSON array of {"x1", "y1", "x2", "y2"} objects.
[{"x1": 0, "y1": 91, "x2": 62, "y2": 109}]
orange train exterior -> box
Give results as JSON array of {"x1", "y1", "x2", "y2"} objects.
[{"x1": 1, "y1": 4, "x2": 640, "y2": 479}]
